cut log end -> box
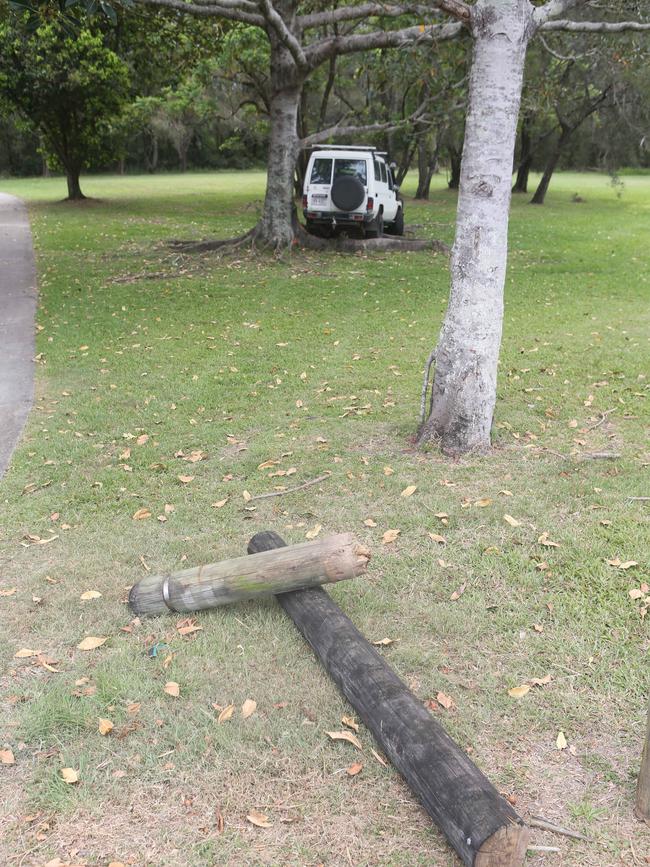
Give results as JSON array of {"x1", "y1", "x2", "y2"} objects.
[{"x1": 475, "y1": 821, "x2": 530, "y2": 867}]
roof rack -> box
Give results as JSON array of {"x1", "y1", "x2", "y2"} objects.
[{"x1": 305, "y1": 144, "x2": 388, "y2": 156}]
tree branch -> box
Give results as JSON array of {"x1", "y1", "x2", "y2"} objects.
[
  {"x1": 306, "y1": 20, "x2": 464, "y2": 68},
  {"x1": 138, "y1": 0, "x2": 265, "y2": 26},
  {"x1": 541, "y1": 19, "x2": 650, "y2": 33},
  {"x1": 300, "y1": 0, "x2": 469, "y2": 30},
  {"x1": 301, "y1": 101, "x2": 429, "y2": 147},
  {"x1": 533, "y1": 0, "x2": 587, "y2": 27},
  {"x1": 258, "y1": 0, "x2": 309, "y2": 70}
]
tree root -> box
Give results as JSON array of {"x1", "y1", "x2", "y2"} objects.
[{"x1": 167, "y1": 221, "x2": 450, "y2": 256}]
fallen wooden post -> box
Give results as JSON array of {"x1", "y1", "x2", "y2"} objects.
[
  {"x1": 248, "y1": 530, "x2": 529, "y2": 867},
  {"x1": 129, "y1": 533, "x2": 369, "y2": 616},
  {"x1": 636, "y1": 698, "x2": 650, "y2": 823}
]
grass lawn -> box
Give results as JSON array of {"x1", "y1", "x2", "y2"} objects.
[{"x1": 0, "y1": 169, "x2": 649, "y2": 867}]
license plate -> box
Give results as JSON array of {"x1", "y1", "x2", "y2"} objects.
[{"x1": 312, "y1": 194, "x2": 327, "y2": 201}]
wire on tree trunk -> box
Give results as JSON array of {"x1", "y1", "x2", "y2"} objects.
[{"x1": 419, "y1": 347, "x2": 437, "y2": 423}]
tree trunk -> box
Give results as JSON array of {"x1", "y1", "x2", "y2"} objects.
[
  {"x1": 418, "y1": 0, "x2": 533, "y2": 455},
  {"x1": 65, "y1": 166, "x2": 85, "y2": 200},
  {"x1": 257, "y1": 41, "x2": 303, "y2": 248},
  {"x1": 636, "y1": 699, "x2": 650, "y2": 823},
  {"x1": 512, "y1": 113, "x2": 532, "y2": 193},
  {"x1": 448, "y1": 145, "x2": 462, "y2": 190},
  {"x1": 415, "y1": 134, "x2": 439, "y2": 200},
  {"x1": 530, "y1": 127, "x2": 569, "y2": 204}
]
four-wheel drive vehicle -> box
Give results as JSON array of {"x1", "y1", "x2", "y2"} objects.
[{"x1": 302, "y1": 145, "x2": 404, "y2": 238}]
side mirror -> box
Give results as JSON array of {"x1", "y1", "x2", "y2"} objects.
[{"x1": 390, "y1": 161, "x2": 398, "y2": 171}]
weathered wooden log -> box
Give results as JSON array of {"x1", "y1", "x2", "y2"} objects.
[
  {"x1": 248, "y1": 531, "x2": 529, "y2": 867},
  {"x1": 636, "y1": 699, "x2": 650, "y2": 823},
  {"x1": 129, "y1": 533, "x2": 369, "y2": 616}
]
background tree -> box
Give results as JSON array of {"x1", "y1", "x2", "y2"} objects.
[{"x1": 0, "y1": 16, "x2": 129, "y2": 199}]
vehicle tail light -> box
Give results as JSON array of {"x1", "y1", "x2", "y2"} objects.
[
  {"x1": 366, "y1": 196, "x2": 374, "y2": 211},
  {"x1": 302, "y1": 194, "x2": 308, "y2": 208}
]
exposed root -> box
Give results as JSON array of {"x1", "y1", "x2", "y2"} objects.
[{"x1": 168, "y1": 221, "x2": 450, "y2": 257}]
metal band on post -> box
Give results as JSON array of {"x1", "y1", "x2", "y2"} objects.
[{"x1": 161, "y1": 575, "x2": 177, "y2": 612}]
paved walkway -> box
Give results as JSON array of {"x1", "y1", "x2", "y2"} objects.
[{"x1": 0, "y1": 193, "x2": 37, "y2": 478}]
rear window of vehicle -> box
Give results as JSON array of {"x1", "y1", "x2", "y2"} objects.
[
  {"x1": 334, "y1": 159, "x2": 367, "y2": 185},
  {"x1": 310, "y1": 158, "x2": 332, "y2": 184}
]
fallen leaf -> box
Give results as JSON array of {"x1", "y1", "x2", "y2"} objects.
[
  {"x1": 164, "y1": 681, "x2": 180, "y2": 697},
  {"x1": 372, "y1": 637, "x2": 395, "y2": 646},
  {"x1": 212, "y1": 498, "x2": 229, "y2": 509},
  {"x1": 184, "y1": 450, "x2": 206, "y2": 463},
  {"x1": 80, "y1": 590, "x2": 102, "y2": 601},
  {"x1": 178, "y1": 475, "x2": 194, "y2": 484},
  {"x1": 382, "y1": 529, "x2": 400, "y2": 545},
  {"x1": 436, "y1": 691, "x2": 456, "y2": 710},
  {"x1": 14, "y1": 648, "x2": 40, "y2": 658},
  {"x1": 450, "y1": 583, "x2": 466, "y2": 601},
  {"x1": 176, "y1": 619, "x2": 202, "y2": 636},
  {"x1": 428, "y1": 533, "x2": 446, "y2": 544},
  {"x1": 0, "y1": 587, "x2": 17, "y2": 597},
  {"x1": 218, "y1": 704, "x2": 235, "y2": 723},
  {"x1": 538, "y1": 532, "x2": 560, "y2": 548},
  {"x1": 346, "y1": 761, "x2": 363, "y2": 776},
  {"x1": 363, "y1": 518, "x2": 377, "y2": 527},
  {"x1": 136, "y1": 434, "x2": 149, "y2": 445},
  {"x1": 619, "y1": 561, "x2": 638, "y2": 570},
  {"x1": 342, "y1": 715, "x2": 359, "y2": 732},
  {"x1": 247, "y1": 810, "x2": 272, "y2": 828},
  {"x1": 241, "y1": 699, "x2": 257, "y2": 719},
  {"x1": 242, "y1": 490, "x2": 252, "y2": 502},
  {"x1": 98, "y1": 718, "x2": 114, "y2": 736},
  {"x1": 508, "y1": 684, "x2": 531, "y2": 699},
  {"x1": 529, "y1": 674, "x2": 553, "y2": 686},
  {"x1": 383, "y1": 466, "x2": 394, "y2": 476},
  {"x1": 401, "y1": 485, "x2": 417, "y2": 498},
  {"x1": 164, "y1": 504, "x2": 175, "y2": 514},
  {"x1": 0, "y1": 749, "x2": 15, "y2": 765},
  {"x1": 503, "y1": 514, "x2": 521, "y2": 528},
  {"x1": 629, "y1": 588, "x2": 645, "y2": 600},
  {"x1": 474, "y1": 498, "x2": 493, "y2": 507},
  {"x1": 556, "y1": 731, "x2": 568, "y2": 750},
  {"x1": 326, "y1": 730, "x2": 362, "y2": 750},
  {"x1": 132, "y1": 508, "x2": 151, "y2": 521},
  {"x1": 499, "y1": 490, "x2": 513, "y2": 496},
  {"x1": 371, "y1": 748, "x2": 388, "y2": 767},
  {"x1": 76, "y1": 636, "x2": 107, "y2": 651},
  {"x1": 59, "y1": 767, "x2": 79, "y2": 784},
  {"x1": 305, "y1": 524, "x2": 322, "y2": 540}
]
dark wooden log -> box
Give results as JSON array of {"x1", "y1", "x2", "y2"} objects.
[
  {"x1": 129, "y1": 533, "x2": 369, "y2": 617},
  {"x1": 636, "y1": 699, "x2": 650, "y2": 823},
  {"x1": 248, "y1": 531, "x2": 529, "y2": 867}
]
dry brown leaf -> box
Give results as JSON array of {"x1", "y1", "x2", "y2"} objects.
[
  {"x1": 326, "y1": 730, "x2": 362, "y2": 750},
  {"x1": 218, "y1": 704, "x2": 235, "y2": 723},
  {"x1": 185, "y1": 450, "x2": 207, "y2": 463},
  {"x1": 503, "y1": 514, "x2": 521, "y2": 528},
  {"x1": 59, "y1": 767, "x2": 79, "y2": 784},
  {"x1": 132, "y1": 508, "x2": 151, "y2": 521},
  {"x1": 14, "y1": 647, "x2": 40, "y2": 658},
  {"x1": 450, "y1": 583, "x2": 466, "y2": 601},
  {"x1": 164, "y1": 681, "x2": 180, "y2": 697},
  {"x1": 346, "y1": 761, "x2": 363, "y2": 776},
  {"x1": 164, "y1": 504, "x2": 175, "y2": 514},
  {"x1": 401, "y1": 485, "x2": 417, "y2": 498},
  {"x1": 80, "y1": 590, "x2": 102, "y2": 601},
  {"x1": 241, "y1": 699, "x2": 257, "y2": 719},
  {"x1": 363, "y1": 518, "x2": 377, "y2": 527},
  {"x1": 428, "y1": 532, "x2": 446, "y2": 545},
  {"x1": 529, "y1": 674, "x2": 552, "y2": 686},
  {"x1": 98, "y1": 718, "x2": 114, "y2": 736},
  {"x1": 372, "y1": 637, "x2": 395, "y2": 647},
  {"x1": 305, "y1": 524, "x2": 322, "y2": 540},
  {"x1": 382, "y1": 529, "x2": 400, "y2": 545},
  {"x1": 77, "y1": 636, "x2": 107, "y2": 651},
  {"x1": 212, "y1": 498, "x2": 229, "y2": 509},
  {"x1": 538, "y1": 532, "x2": 560, "y2": 548},
  {"x1": 508, "y1": 684, "x2": 531, "y2": 699},
  {"x1": 619, "y1": 560, "x2": 638, "y2": 570},
  {"x1": 247, "y1": 810, "x2": 272, "y2": 828},
  {"x1": 629, "y1": 588, "x2": 645, "y2": 600},
  {"x1": 341, "y1": 715, "x2": 359, "y2": 732},
  {"x1": 371, "y1": 748, "x2": 388, "y2": 767},
  {"x1": 176, "y1": 619, "x2": 202, "y2": 636},
  {"x1": 0, "y1": 587, "x2": 17, "y2": 597},
  {"x1": 499, "y1": 490, "x2": 513, "y2": 497},
  {"x1": 0, "y1": 749, "x2": 15, "y2": 765},
  {"x1": 242, "y1": 490, "x2": 252, "y2": 502},
  {"x1": 556, "y1": 731, "x2": 568, "y2": 750},
  {"x1": 436, "y1": 691, "x2": 456, "y2": 710},
  {"x1": 474, "y1": 498, "x2": 493, "y2": 507},
  {"x1": 383, "y1": 466, "x2": 394, "y2": 476},
  {"x1": 178, "y1": 475, "x2": 194, "y2": 484},
  {"x1": 136, "y1": 434, "x2": 149, "y2": 445}
]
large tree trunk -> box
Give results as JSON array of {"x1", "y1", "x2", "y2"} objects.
[
  {"x1": 65, "y1": 166, "x2": 85, "y2": 200},
  {"x1": 530, "y1": 127, "x2": 570, "y2": 204},
  {"x1": 415, "y1": 133, "x2": 440, "y2": 200},
  {"x1": 257, "y1": 38, "x2": 303, "y2": 248},
  {"x1": 418, "y1": 0, "x2": 533, "y2": 455},
  {"x1": 512, "y1": 112, "x2": 532, "y2": 193}
]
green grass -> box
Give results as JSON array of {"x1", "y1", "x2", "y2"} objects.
[{"x1": 0, "y1": 169, "x2": 649, "y2": 866}]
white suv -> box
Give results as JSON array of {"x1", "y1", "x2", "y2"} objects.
[{"x1": 302, "y1": 145, "x2": 404, "y2": 239}]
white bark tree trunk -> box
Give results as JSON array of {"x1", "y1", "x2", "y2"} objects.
[
  {"x1": 418, "y1": 0, "x2": 534, "y2": 454},
  {"x1": 257, "y1": 34, "x2": 303, "y2": 248}
]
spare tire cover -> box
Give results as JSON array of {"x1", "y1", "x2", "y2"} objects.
[{"x1": 331, "y1": 176, "x2": 365, "y2": 211}]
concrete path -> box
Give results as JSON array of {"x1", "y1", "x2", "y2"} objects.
[{"x1": 0, "y1": 193, "x2": 37, "y2": 478}]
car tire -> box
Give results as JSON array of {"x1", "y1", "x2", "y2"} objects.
[
  {"x1": 365, "y1": 212, "x2": 384, "y2": 239},
  {"x1": 386, "y1": 206, "x2": 404, "y2": 236},
  {"x1": 331, "y1": 176, "x2": 365, "y2": 211}
]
